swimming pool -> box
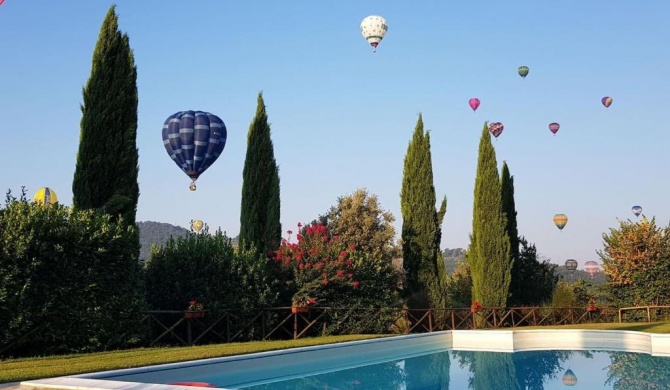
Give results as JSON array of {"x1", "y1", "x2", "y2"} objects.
[{"x1": 21, "y1": 329, "x2": 670, "y2": 390}]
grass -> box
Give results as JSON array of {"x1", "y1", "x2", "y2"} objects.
[
  {"x1": 4, "y1": 322, "x2": 670, "y2": 384},
  {"x1": 0, "y1": 335, "x2": 390, "y2": 384}
]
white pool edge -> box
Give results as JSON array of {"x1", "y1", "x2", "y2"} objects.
[{"x1": 20, "y1": 329, "x2": 670, "y2": 390}]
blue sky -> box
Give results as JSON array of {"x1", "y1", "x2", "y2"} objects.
[{"x1": 1, "y1": 1, "x2": 668, "y2": 269}]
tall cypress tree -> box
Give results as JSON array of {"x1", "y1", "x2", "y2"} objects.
[
  {"x1": 468, "y1": 123, "x2": 511, "y2": 308},
  {"x1": 240, "y1": 92, "x2": 281, "y2": 254},
  {"x1": 501, "y1": 161, "x2": 522, "y2": 306},
  {"x1": 73, "y1": 5, "x2": 139, "y2": 228},
  {"x1": 400, "y1": 114, "x2": 448, "y2": 309}
]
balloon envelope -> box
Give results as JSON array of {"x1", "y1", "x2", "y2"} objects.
[
  {"x1": 553, "y1": 214, "x2": 568, "y2": 230},
  {"x1": 584, "y1": 261, "x2": 600, "y2": 278},
  {"x1": 562, "y1": 369, "x2": 578, "y2": 386},
  {"x1": 489, "y1": 122, "x2": 504, "y2": 138},
  {"x1": 162, "y1": 111, "x2": 227, "y2": 190},
  {"x1": 549, "y1": 122, "x2": 560, "y2": 134},
  {"x1": 632, "y1": 205, "x2": 642, "y2": 217},
  {"x1": 33, "y1": 187, "x2": 58, "y2": 205},
  {"x1": 565, "y1": 259, "x2": 578, "y2": 272},
  {"x1": 192, "y1": 220, "x2": 204, "y2": 233},
  {"x1": 468, "y1": 98, "x2": 480, "y2": 112},
  {"x1": 360, "y1": 15, "x2": 388, "y2": 52},
  {"x1": 518, "y1": 66, "x2": 529, "y2": 78},
  {"x1": 602, "y1": 96, "x2": 613, "y2": 108}
]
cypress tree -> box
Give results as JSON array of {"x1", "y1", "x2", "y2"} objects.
[
  {"x1": 240, "y1": 92, "x2": 281, "y2": 254},
  {"x1": 501, "y1": 161, "x2": 522, "y2": 306},
  {"x1": 468, "y1": 123, "x2": 511, "y2": 308},
  {"x1": 72, "y1": 5, "x2": 139, "y2": 228},
  {"x1": 400, "y1": 114, "x2": 448, "y2": 308}
]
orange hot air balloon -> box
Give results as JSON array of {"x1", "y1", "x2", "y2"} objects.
[{"x1": 553, "y1": 214, "x2": 568, "y2": 231}]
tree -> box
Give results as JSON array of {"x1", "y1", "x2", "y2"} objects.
[
  {"x1": 239, "y1": 92, "x2": 281, "y2": 254},
  {"x1": 501, "y1": 162, "x2": 521, "y2": 305},
  {"x1": 72, "y1": 5, "x2": 139, "y2": 229},
  {"x1": 598, "y1": 217, "x2": 670, "y2": 307},
  {"x1": 508, "y1": 237, "x2": 558, "y2": 306},
  {"x1": 400, "y1": 114, "x2": 448, "y2": 309},
  {"x1": 468, "y1": 123, "x2": 511, "y2": 308},
  {"x1": 325, "y1": 188, "x2": 399, "y2": 262}
]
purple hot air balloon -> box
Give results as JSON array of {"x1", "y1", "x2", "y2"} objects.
[
  {"x1": 549, "y1": 122, "x2": 560, "y2": 135},
  {"x1": 468, "y1": 98, "x2": 481, "y2": 112},
  {"x1": 602, "y1": 96, "x2": 613, "y2": 108},
  {"x1": 489, "y1": 122, "x2": 504, "y2": 138}
]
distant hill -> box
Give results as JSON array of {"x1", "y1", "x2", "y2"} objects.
[
  {"x1": 555, "y1": 265, "x2": 606, "y2": 285},
  {"x1": 136, "y1": 221, "x2": 240, "y2": 261},
  {"x1": 442, "y1": 248, "x2": 465, "y2": 274},
  {"x1": 137, "y1": 221, "x2": 189, "y2": 260}
]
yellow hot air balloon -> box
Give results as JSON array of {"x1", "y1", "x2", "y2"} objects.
[
  {"x1": 553, "y1": 213, "x2": 568, "y2": 231},
  {"x1": 33, "y1": 187, "x2": 58, "y2": 205},
  {"x1": 191, "y1": 219, "x2": 204, "y2": 233}
]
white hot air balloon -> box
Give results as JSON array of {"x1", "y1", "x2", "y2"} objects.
[{"x1": 360, "y1": 15, "x2": 388, "y2": 53}]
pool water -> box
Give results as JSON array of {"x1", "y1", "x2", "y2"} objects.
[{"x1": 227, "y1": 349, "x2": 670, "y2": 389}]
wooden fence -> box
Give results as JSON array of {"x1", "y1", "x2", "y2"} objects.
[{"x1": 141, "y1": 306, "x2": 620, "y2": 347}]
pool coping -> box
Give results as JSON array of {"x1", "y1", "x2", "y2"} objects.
[{"x1": 20, "y1": 329, "x2": 670, "y2": 390}]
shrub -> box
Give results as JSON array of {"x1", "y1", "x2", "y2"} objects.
[
  {"x1": 0, "y1": 191, "x2": 143, "y2": 357},
  {"x1": 144, "y1": 230, "x2": 278, "y2": 312}
]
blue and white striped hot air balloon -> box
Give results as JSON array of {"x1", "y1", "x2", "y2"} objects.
[{"x1": 162, "y1": 111, "x2": 227, "y2": 191}]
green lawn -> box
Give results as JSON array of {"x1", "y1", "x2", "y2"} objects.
[
  {"x1": 3, "y1": 322, "x2": 670, "y2": 384},
  {"x1": 0, "y1": 335, "x2": 390, "y2": 384}
]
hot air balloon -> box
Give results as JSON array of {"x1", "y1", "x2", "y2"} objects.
[
  {"x1": 549, "y1": 122, "x2": 560, "y2": 135},
  {"x1": 518, "y1": 66, "x2": 529, "y2": 79},
  {"x1": 33, "y1": 187, "x2": 58, "y2": 205},
  {"x1": 191, "y1": 219, "x2": 204, "y2": 233},
  {"x1": 584, "y1": 261, "x2": 600, "y2": 278},
  {"x1": 489, "y1": 122, "x2": 504, "y2": 138},
  {"x1": 553, "y1": 214, "x2": 568, "y2": 231},
  {"x1": 468, "y1": 98, "x2": 480, "y2": 112},
  {"x1": 632, "y1": 205, "x2": 642, "y2": 217},
  {"x1": 565, "y1": 259, "x2": 578, "y2": 272},
  {"x1": 602, "y1": 96, "x2": 613, "y2": 108},
  {"x1": 562, "y1": 369, "x2": 578, "y2": 386},
  {"x1": 360, "y1": 15, "x2": 388, "y2": 53},
  {"x1": 162, "y1": 111, "x2": 228, "y2": 191}
]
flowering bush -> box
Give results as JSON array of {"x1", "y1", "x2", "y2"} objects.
[
  {"x1": 187, "y1": 300, "x2": 204, "y2": 311},
  {"x1": 470, "y1": 301, "x2": 483, "y2": 313},
  {"x1": 273, "y1": 222, "x2": 360, "y2": 304},
  {"x1": 292, "y1": 295, "x2": 317, "y2": 307}
]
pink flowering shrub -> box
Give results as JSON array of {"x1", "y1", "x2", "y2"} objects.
[{"x1": 273, "y1": 222, "x2": 360, "y2": 305}]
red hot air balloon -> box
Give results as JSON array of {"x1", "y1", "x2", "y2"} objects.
[
  {"x1": 549, "y1": 122, "x2": 560, "y2": 135},
  {"x1": 469, "y1": 98, "x2": 481, "y2": 112},
  {"x1": 602, "y1": 96, "x2": 613, "y2": 108},
  {"x1": 489, "y1": 122, "x2": 504, "y2": 138}
]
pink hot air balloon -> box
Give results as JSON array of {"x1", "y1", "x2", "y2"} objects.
[
  {"x1": 584, "y1": 261, "x2": 600, "y2": 278},
  {"x1": 602, "y1": 96, "x2": 613, "y2": 108},
  {"x1": 468, "y1": 98, "x2": 481, "y2": 112},
  {"x1": 549, "y1": 122, "x2": 560, "y2": 135}
]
